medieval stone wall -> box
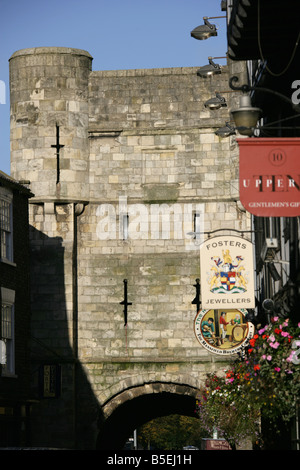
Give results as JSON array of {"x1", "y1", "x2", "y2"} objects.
[
  {"x1": 78, "y1": 65, "x2": 250, "y2": 405},
  {"x1": 9, "y1": 48, "x2": 250, "y2": 448}
]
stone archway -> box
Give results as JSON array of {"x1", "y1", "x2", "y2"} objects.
[{"x1": 97, "y1": 382, "x2": 199, "y2": 450}]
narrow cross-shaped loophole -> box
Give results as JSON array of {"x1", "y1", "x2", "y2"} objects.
[
  {"x1": 51, "y1": 124, "x2": 64, "y2": 184},
  {"x1": 120, "y1": 279, "x2": 132, "y2": 326}
]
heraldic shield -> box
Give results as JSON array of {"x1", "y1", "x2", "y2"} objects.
[{"x1": 200, "y1": 235, "x2": 255, "y2": 309}]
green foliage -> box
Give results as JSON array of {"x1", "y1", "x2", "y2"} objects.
[
  {"x1": 243, "y1": 316, "x2": 300, "y2": 422},
  {"x1": 137, "y1": 317, "x2": 299, "y2": 450},
  {"x1": 197, "y1": 372, "x2": 261, "y2": 449},
  {"x1": 138, "y1": 414, "x2": 206, "y2": 450},
  {"x1": 196, "y1": 316, "x2": 300, "y2": 449}
]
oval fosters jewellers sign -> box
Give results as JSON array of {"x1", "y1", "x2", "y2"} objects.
[
  {"x1": 200, "y1": 236, "x2": 255, "y2": 309},
  {"x1": 238, "y1": 138, "x2": 300, "y2": 217}
]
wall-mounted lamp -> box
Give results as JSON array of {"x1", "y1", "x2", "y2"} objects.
[
  {"x1": 204, "y1": 92, "x2": 227, "y2": 109},
  {"x1": 191, "y1": 16, "x2": 226, "y2": 40},
  {"x1": 230, "y1": 94, "x2": 261, "y2": 136},
  {"x1": 229, "y1": 75, "x2": 300, "y2": 136},
  {"x1": 191, "y1": 16, "x2": 224, "y2": 40},
  {"x1": 262, "y1": 298, "x2": 288, "y2": 318},
  {"x1": 215, "y1": 122, "x2": 236, "y2": 138},
  {"x1": 197, "y1": 57, "x2": 225, "y2": 78}
]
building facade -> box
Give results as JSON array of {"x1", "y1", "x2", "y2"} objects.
[
  {"x1": 227, "y1": 0, "x2": 300, "y2": 449},
  {"x1": 0, "y1": 171, "x2": 33, "y2": 447},
  {"x1": 9, "y1": 47, "x2": 252, "y2": 449}
]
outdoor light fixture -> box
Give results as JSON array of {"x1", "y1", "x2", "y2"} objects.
[
  {"x1": 262, "y1": 298, "x2": 288, "y2": 318},
  {"x1": 230, "y1": 94, "x2": 261, "y2": 136},
  {"x1": 191, "y1": 16, "x2": 226, "y2": 40},
  {"x1": 191, "y1": 17, "x2": 217, "y2": 40},
  {"x1": 204, "y1": 92, "x2": 227, "y2": 109},
  {"x1": 215, "y1": 122, "x2": 235, "y2": 138},
  {"x1": 197, "y1": 57, "x2": 225, "y2": 78},
  {"x1": 229, "y1": 75, "x2": 300, "y2": 136},
  {"x1": 262, "y1": 298, "x2": 275, "y2": 313}
]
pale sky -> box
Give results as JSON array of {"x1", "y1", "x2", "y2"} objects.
[{"x1": 0, "y1": 0, "x2": 227, "y2": 175}]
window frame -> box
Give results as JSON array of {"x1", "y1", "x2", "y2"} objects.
[
  {"x1": 0, "y1": 288, "x2": 15, "y2": 376},
  {"x1": 0, "y1": 189, "x2": 13, "y2": 263}
]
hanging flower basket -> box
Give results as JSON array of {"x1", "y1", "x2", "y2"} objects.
[{"x1": 197, "y1": 316, "x2": 300, "y2": 448}]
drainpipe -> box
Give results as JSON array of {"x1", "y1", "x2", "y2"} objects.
[{"x1": 72, "y1": 202, "x2": 86, "y2": 449}]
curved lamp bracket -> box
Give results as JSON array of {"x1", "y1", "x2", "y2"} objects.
[
  {"x1": 229, "y1": 76, "x2": 300, "y2": 113},
  {"x1": 229, "y1": 76, "x2": 251, "y2": 93}
]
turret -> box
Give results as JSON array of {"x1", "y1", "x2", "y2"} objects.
[{"x1": 9, "y1": 47, "x2": 92, "y2": 203}]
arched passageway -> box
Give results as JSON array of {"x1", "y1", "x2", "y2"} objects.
[{"x1": 97, "y1": 382, "x2": 198, "y2": 450}]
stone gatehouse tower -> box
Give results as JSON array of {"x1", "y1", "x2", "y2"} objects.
[{"x1": 9, "y1": 47, "x2": 250, "y2": 449}]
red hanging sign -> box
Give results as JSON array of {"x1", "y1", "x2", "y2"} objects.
[{"x1": 238, "y1": 138, "x2": 300, "y2": 217}]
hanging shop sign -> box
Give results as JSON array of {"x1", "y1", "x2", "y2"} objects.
[
  {"x1": 194, "y1": 308, "x2": 254, "y2": 356},
  {"x1": 238, "y1": 137, "x2": 300, "y2": 217},
  {"x1": 200, "y1": 235, "x2": 255, "y2": 309}
]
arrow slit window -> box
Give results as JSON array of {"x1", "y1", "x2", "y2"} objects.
[
  {"x1": 122, "y1": 214, "x2": 129, "y2": 240},
  {"x1": 194, "y1": 212, "x2": 201, "y2": 239}
]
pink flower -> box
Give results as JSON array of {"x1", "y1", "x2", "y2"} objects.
[
  {"x1": 262, "y1": 354, "x2": 272, "y2": 361},
  {"x1": 281, "y1": 331, "x2": 289, "y2": 337},
  {"x1": 270, "y1": 341, "x2": 280, "y2": 349},
  {"x1": 287, "y1": 352, "x2": 295, "y2": 362},
  {"x1": 258, "y1": 326, "x2": 267, "y2": 335},
  {"x1": 274, "y1": 367, "x2": 281, "y2": 372}
]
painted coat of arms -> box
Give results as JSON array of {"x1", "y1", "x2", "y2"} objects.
[{"x1": 210, "y1": 249, "x2": 248, "y2": 295}]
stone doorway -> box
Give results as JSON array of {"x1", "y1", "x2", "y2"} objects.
[{"x1": 97, "y1": 382, "x2": 198, "y2": 450}]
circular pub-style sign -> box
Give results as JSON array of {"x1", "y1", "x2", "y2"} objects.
[{"x1": 194, "y1": 308, "x2": 254, "y2": 356}]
